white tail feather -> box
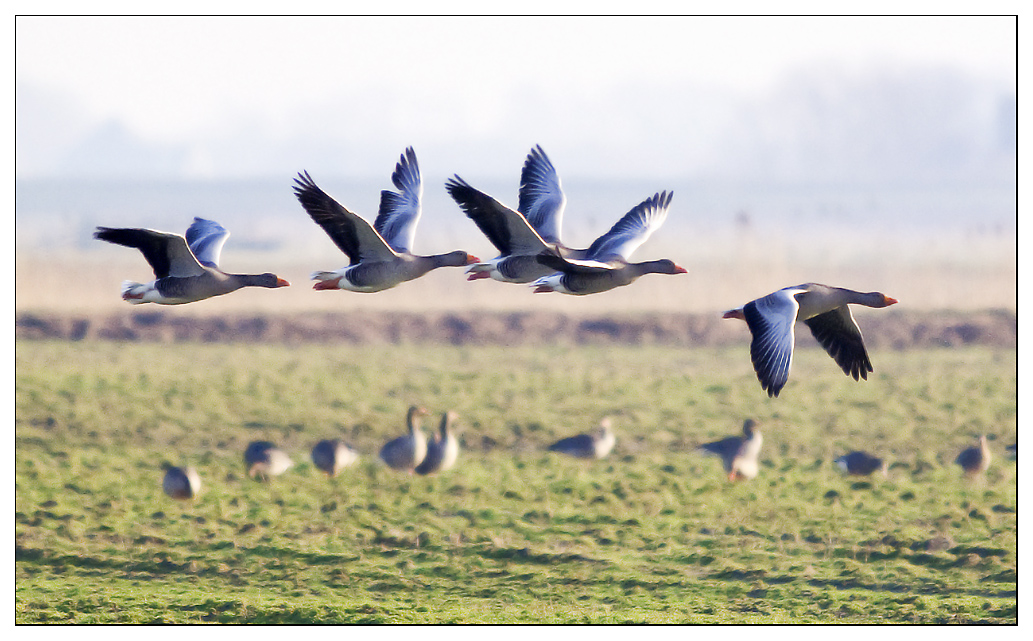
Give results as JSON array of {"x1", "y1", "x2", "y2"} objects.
[
  {"x1": 120, "y1": 281, "x2": 150, "y2": 304},
  {"x1": 465, "y1": 263, "x2": 491, "y2": 275}
]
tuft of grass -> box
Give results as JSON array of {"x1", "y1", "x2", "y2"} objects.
[{"x1": 16, "y1": 340, "x2": 1016, "y2": 623}]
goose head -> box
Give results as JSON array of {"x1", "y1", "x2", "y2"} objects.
[
  {"x1": 641, "y1": 259, "x2": 687, "y2": 275},
  {"x1": 242, "y1": 273, "x2": 291, "y2": 288},
  {"x1": 406, "y1": 406, "x2": 429, "y2": 434},
  {"x1": 432, "y1": 251, "x2": 481, "y2": 267},
  {"x1": 742, "y1": 419, "x2": 758, "y2": 438},
  {"x1": 869, "y1": 293, "x2": 899, "y2": 308}
]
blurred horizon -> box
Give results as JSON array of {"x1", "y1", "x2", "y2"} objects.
[
  {"x1": 14, "y1": 15, "x2": 1017, "y2": 315},
  {"x1": 17, "y1": 60, "x2": 1015, "y2": 185}
]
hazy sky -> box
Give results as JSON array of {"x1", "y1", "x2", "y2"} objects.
[
  {"x1": 17, "y1": 15, "x2": 1015, "y2": 136},
  {"x1": 14, "y1": 15, "x2": 1017, "y2": 181},
  {"x1": 11, "y1": 13, "x2": 1021, "y2": 311}
]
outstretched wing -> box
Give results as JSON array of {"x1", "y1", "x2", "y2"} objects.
[
  {"x1": 374, "y1": 146, "x2": 423, "y2": 253},
  {"x1": 586, "y1": 191, "x2": 673, "y2": 261},
  {"x1": 804, "y1": 307, "x2": 873, "y2": 381},
  {"x1": 518, "y1": 145, "x2": 566, "y2": 244},
  {"x1": 94, "y1": 227, "x2": 206, "y2": 279},
  {"x1": 447, "y1": 175, "x2": 548, "y2": 256},
  {"x1": 742, "y1": 288, "x2": 803, "y2": 397},
  {"x1": 184, "y1": 217, "x2": 230, "y2": 268},
  {"x1": 293, "y1": 171, "x2": 397, "y2": 264}
]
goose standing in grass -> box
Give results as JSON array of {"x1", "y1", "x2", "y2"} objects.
[
  {"x1": 294, "y1": 147, "x2": 479, "y2": 293},
  {"x1": 380, "y1": 406, "x2": 429, "y2": 473},
  {"x1": 531, "y1": 191, "x2": 686, "y2": 295},
  {"x1": 447, "y1": 145, "x2": 583, "y2": 284},
  {"x1": 722, "y1": 284, "x2": 898, "y2": 397},
  {"x1": 955, "y1": 435, "x2": 992, "y2": 477},
  {"x1": 834, "y1": 451, "x2": 888, "y2": 477},
  {"x1": 415, "y1": 411, "x2": 461, "y2": 475},
  {"x1": 698, "y1": 419, "x2": 763, "y2": 481},
  {"x1": 244, "y1": 441, "x2": 293, "y2": 481},
  {"x1": 94, "y1": 217, "x2": 290, "y2": 304},
  {"x1": 162, "y1": 463, "x2": 202, "y2": 500},
  {"x1": 311, "y1": 439, "x2": 360, "y2": 477},
  {"x1": 547, "y1": 418, "x2": 616, "y2": 460}
]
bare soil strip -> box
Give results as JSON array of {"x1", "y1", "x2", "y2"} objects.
[{"x1": 15, "y1": 309, "x2": 1016, "y2": 348}]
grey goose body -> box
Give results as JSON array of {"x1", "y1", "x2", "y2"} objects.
[
  {"x1": 548, "y1": 418, "x2": 616, "y2": 460},
  {"x1": 698, "y1": 419, "x2": 763, "y2": 481},
  {"x1": 294, "y1": 147, "x2": 478, "y2": 293},
  {"x1": 94, "y1": 217, "x2": 289, "y2": 304},
  {"x1": 955, "y1": 435, "x2": 992, "y2": 476},
  {"x1": 380, "y1": 406, "x2": 429, "y2": 472},
  {"x1": 162, "y1": 464, "x2": 202, "y2": 500},
  {"x1": 311, "y1": 439, "x2": 360, "y2": 477},
  {"x1": 835, "y1": 451, "x2": 888, "y2": 477},
  {"x1": 531, "y1": 191, "x2": 685, "y2": 295},
  {"x1": 448, "y1": 145, "x2": 586, "y2": 284},
  {"x1": 415, "y1": 411, "x2": 460, "y2": 475},
  {"x1": 244, "y1": 441, "x2": 293, "y2": 480},
  {"x1": 723, "y1": 283, "x2": 898, "y2": 397}
]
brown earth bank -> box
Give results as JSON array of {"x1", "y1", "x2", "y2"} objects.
[{"x1": 15, "y1": 309, "x2": 1017, "y2": 349}]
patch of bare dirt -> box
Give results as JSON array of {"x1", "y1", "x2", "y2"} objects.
[{"x1": 14, "y1": 309, "x2": 1016, "y2": 349}]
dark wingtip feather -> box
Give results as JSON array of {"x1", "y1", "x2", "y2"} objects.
[
  {"x1": 651, "y1": 190, "x2": 674, "y2": 210},
  {"x1": 525, "y1": 144, "x2": 554, "y2": 170},
  {"x1": 444, "y1": 177, "x2": 479, "y2": 215},
  {"x1": 292, "y1": 170, "x2": 317, "y2": 196},
  {"x1": 391, "y1": 147, "x2": 420, "y2": 192},
  {"x1": 444, "y1": 174, "x2": 471, "y2": 194},
  {"x1": 293, "y1": 171, "x2": 330, "y2": 209}
]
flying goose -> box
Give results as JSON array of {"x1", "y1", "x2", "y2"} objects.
[
  {"x1": 447, "y1": 145, "x2": 581, "y2": 283},
  {"x1": 379, "y1": 406, "x2": 429, "y2": 472},
  {"x1": 723, "y1": 284, "x2": 898, "y2": 397},
  {"x1": 698, "y1": 419, "x2": 763, "y2": 481},
  {"x1": 415, "y1": 411, "x2": 461, "y2": 475},
  {"x1": 834, "y1": 451, "x2": 888, "y2": 477},
  {"x1": 531, "y1": 191, "x2": 686, "y2": 295},
  {"x1": 547, "y1": 417, "x2": 616, "y2": 460},
  {"x1": 162, "y1": 463, "x2": 202, "y2": 500},
  {"x1": 244, "y1": 441, "x2": 294, "y2": 481},
  {"x1": 94, "y1": 217, "x2": 290, "y2": 304},
  {"x1": 955, "y1": 435, "x2": 992, "y2": 476},
  {"x1": 311, "y1": 439, "x2": 360, "y2": 477},
  {"x1": 294, "y1": 147, "x2": 479, "y2": 292}
]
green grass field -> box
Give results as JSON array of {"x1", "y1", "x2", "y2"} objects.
[{"x1": 15, "y1": 339, "x2": 1016, "y2": 623}]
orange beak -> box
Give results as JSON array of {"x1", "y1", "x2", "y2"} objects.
[
  {"x1": 276, "y1": 277, "x2": 291, "y2": 287},
  {"x1": 465, "y1": 255, "x2": 481, "y2": 265}
]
